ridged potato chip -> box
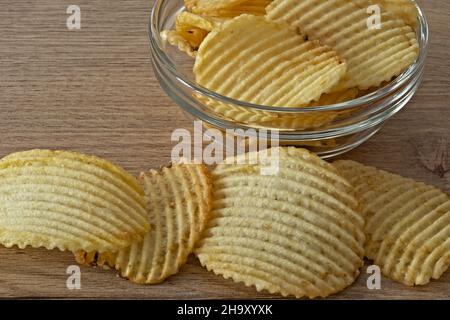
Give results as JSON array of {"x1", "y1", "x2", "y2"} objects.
[
  {"x1": 355, "y1": 0, "x2": 418, "y2": 28},
  {"x1": 198, "y1": 0, "x2": 273, "y2": 18},
  {"x1": 384, "y1": 0, "x2": 418, "y2": 27},
  {"x1": 185, "y1": 0, "x2": 247, "y2": 14},
  {"x1": 196, "y1": 147, "x2": 365, "y2": 298},
  {"x1": 195, "y1": 93, "x2": 275, "y2": 125},
  {"x1": 0, "y1": 150, "x2": 149, "y2": 253},
  {"x1": 201, "y1": 122, "x2": 338, "y2": 150},
  {"x1": 194, "y1": 15, "x2": 347, "y2": 108},
  {"x1": 334, "y1": 160, "x2": 450, "y2": 286},
  {"x1": 266, "y1": 0, "x2": 419, "y2": 91},
  {"x1": 196, "y1": 88, "x2": 357, "y2": 130},
  {"x1": 308, "y1": 88, "x2": 359, "y2": 107},
  {"x1": 76, "y1": 163, "x2": 213, "y2": 284}
]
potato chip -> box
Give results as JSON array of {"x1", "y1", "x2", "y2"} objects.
[
  {"x1": 175, "y1": 12, "x2": 227, "y2": 48},
  {"x1": 160, "y1": 30, "x2": 198, "y2": 58},
  {"x1": 194, "y1": 15, "x2": 347, "y2": 109},
  {"x1": 75, "y1": 251, "x2": 116, "y2": 270},
  {"x1": 196, "y1": 88, "x2": 357, "y2": 130},
  {"x1": 196, "y1": 147, "x2": 365, "y2": 298},
  {"x1": 195, "y1": 93, "x2": 330, "y2": 130},
  {"x1": 354, "y1": 0, "x2": 418, "y2": 28},
  {"x1": 334, "y1": 160, "x2": 450, "y2": 286},
  {"x1": 0, "y1": 150, "x2": 149, "y2": 252},
  {"x1": 291, "y1": 139, "x2": 338, "y2": 148},
  {"x1": 195, "y1": 93, "x2": 273, "y2": 123},
  {"x1": 176, "y1": 27, "x2": 209, "y2": 52},
  {"x1": 384, "y1": 0, "x2": 418, "y2": 28},
  {"x1": 266, "y1": 0, "x2": 419, "y2": 91},
  {"x1": 309, "y1": 88, "x2": 359, "y2": 107},
  {"x1": 258, "y1": 88, "x2": 359, "y2": 128},
  {"x1": 161, "y1": 13, "x2": 227, "y2": 58},
  {"x1": 76, "y1": 163, "x2": 213, "y2": 284},
  {"x1": 199, "y1": 0, "x2": 273, "y2": 18},
  {"x1": 176, "y1": 12, "x2": 225, "y2": 33},
  {"x1": 185, "y1": 0, "x2": 247, "y2": 14}
]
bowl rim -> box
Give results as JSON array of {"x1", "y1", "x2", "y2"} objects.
[{"x1": 149, "y1": 0, "x2": 429, "y2": 114}]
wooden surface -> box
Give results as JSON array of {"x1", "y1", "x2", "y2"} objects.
[{"x1": 0, "y1": 0, "x2": 449, "y2": 300}]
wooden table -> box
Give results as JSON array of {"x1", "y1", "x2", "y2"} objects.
[{"x1": 0, "y1": 0, "x2": 448, "y2": 299}]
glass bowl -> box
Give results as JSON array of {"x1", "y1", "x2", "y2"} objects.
[{"x1": 149, "y1": 0, "x2": 429, "y2": 158}]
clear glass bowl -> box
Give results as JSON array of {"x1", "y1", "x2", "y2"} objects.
[{"x1": 149, "y1": 0, "x2": 429, "y2": 158}]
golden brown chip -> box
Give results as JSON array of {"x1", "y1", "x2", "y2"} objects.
[
  {"x1": 383, "y1": 0, "x2": 418, "y2": 27},
  {"x1": 160, "y1": 30, "x2": 198, "y2": 58},
  {"x1": 176, "y1": 12, "x2": 226, "y2": 33},
  {"x1": 196, "y1": 147, "x2": 365, "y2": 298},
  {"x1": 76, "y1": 163, "x2": 213, "y2": 284},
  {"x1": 185, "y1": 0, "x2": 247, "y2": 13},
  {"x1": 309, "y1": 88, "x2": 359, "y2": 107},
  {"x1": 194, "y1": 15, "x2": 347, "y2": 108},
  {"x1": 176, "y1": 12, "x2": 227, "y2": 48},
  {"x1": 334, "y1": 160, "x2": 450, "y2": 286},
  {"x1": 354, "y1": 0, "x2": 418, "y2": 28},
  {"x1": 161, "y1": 13, "x2": 228, "y2": 58},
  {"x1": 0, "y1": 150, "x2": 149, "y2": 252},
  {"x1": 267, "y1": 0, "x2": 419, "y2": 91},
  {"x1": 195, "y1": 88, "x2": 357, "y2": 130},
  {"x1": 258, "y1": 88, "x2": 359, "y2": 129},
  {"x1": 177, "y1": 28, "x2": 209, "y2": 52},
  {"x1": 75, "y1": 251, "x2": 116, "y2": 270},
  {"x1": 199, "y1": 0, "x2": 273, "y2": 17}
]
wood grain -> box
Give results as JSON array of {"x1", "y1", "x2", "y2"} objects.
[{"x1": 0, "y1": 0, "x2": 448, "y2": 299}]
